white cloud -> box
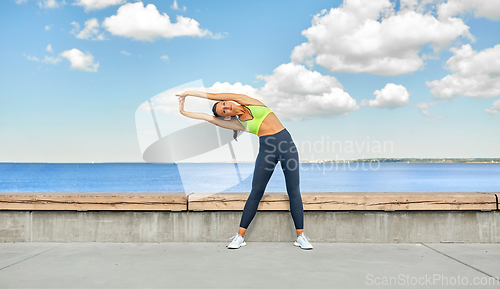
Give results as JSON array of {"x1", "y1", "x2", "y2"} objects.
[
  {"x1": 45, "y1": 25, "x2": 53, "y2": 31},
  {"x1": 207, "y1": 82, "x2": 260, "y2": 96},
  {"x1": 74, "y1": 0, "x2": 126, "y2": 11},
  {"x1": 60, "y1": 48, "x2": 99, "y2": 72},
  {"x1": 485, "y1": 99, "x2": 500, "y2": 114},
  {"x1": 427, "y1": 44, "x2": 500, "y2": 99},
  {"x1": 257, "y1": 62, "x2": 343, "y2": 95},
  {"x1": 15, "y1": 0, "x2": 28, "y2": 4},
  {"x1": 102, "y1": 2, "x2": 220, "y2": 41},
  {"x1": 360, "y1": 83, "x2": 410, "y2": 109},
  {"x1": 121, "y1": 50, "x2": 131, "y2": 56},
  {"x1": 46, "y1": 44, "x2": 53, "y2": 53},
  {"x1": 71, "y1": 18, "x2": 106, "y2": 40},
  {"x1": 291, "y1": 0, "x2": 472, "y2": 76},
  {"x1": 415, "y1": 102, "x2": 434, "y2": 116},
  {"x1": 24, "y1": 54, "x2": 39, "y2": 62},
  {"x1": 160, "y1": 55, "x2": 169, "y2": 62},
  {"x1": 209, "y1": 32, "x2": 228, "y2": 40},
  {"x1": 171, "y1": 0, "x2": 186, "y2": 12},
  {"x1": 37, "y1": 0, "x2": 65, "y2": 9},
  {"x1": 256, "y1": 62, "x2": 359, "y2": 120},
  {"x1": 24, "y1": 53, "x2": 60, "y2": 65},
  {"x1": 438, "y1": 0, "x2": 500, "y2": 20},
  {"x1": 42, "y1": 56, "x2": 61, "y2": 64},
  {"x1": 414, "y1": 102, "x2": 443, "y2": 118}
]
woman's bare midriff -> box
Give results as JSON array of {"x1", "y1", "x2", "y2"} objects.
[{"x1": 257, "y1": 112, "x2": 285, "y2": 137}]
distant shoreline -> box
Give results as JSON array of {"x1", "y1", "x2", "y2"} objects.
[
  {"x1": 304, "y1": 158, "x2": 500, "y2": 163},
  {"x1": 1, "y1": 158, "x2": 500, "y2": 164}
]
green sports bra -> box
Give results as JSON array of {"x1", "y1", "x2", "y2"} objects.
[{"x1": 237, "y1": 104, "x2": 273, "y2": 135}]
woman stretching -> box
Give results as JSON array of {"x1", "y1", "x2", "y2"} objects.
[{"x1": 177, "y1": 90, "x2": 313, "y2": 250}]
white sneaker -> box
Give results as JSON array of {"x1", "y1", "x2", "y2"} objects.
[
  {"x1": 294, "y1": 232, "x2": 313, "y2": 250},
  {"x1": 227, "y1": 233, "x2": 246, "y2": 249}
]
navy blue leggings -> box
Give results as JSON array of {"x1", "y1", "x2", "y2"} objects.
[{"x1": 239, "y1": 128, "x2": 304, "y2": 230}]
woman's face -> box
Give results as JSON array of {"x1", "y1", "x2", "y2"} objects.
[{"x1": 216, "y1": 101, "x2": 236, "y2": 117}]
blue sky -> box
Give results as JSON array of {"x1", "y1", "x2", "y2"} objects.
[{"x1": 1, "y1": 0, "x2": 499, "y2": 163}]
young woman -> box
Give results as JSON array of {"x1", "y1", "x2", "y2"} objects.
[{"x1": 177, "y1": 90, "x2": 313, "y2": 250}]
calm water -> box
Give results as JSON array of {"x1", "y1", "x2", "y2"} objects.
[{"x1": 0, "y1": 162, "x2": 499, "y2": 193}]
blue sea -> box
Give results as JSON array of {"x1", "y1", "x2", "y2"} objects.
[{"x1": 0, "y1": 162, "x2": 499, "y2": 193}]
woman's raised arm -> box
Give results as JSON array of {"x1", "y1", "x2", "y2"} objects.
[
  {"x1": 176, "y1": 90, "x2": 263, "y2": 105},
  {"x1": 178, "y1": 95, "x2": 210, "y2": 121}
]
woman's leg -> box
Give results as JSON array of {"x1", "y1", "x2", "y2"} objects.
[
  {"x1": 238, "y1": 144, "x2": 279, "y2": 232},
  {"x1": 278, "y1": 137, "x2": 304, "y2": 234}
]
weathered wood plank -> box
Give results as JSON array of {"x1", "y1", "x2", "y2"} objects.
[
  {"x1": 0, "y1": 193, "x2": 187, "y2": 211},
  {"x1": 188, "y1": 193, "x2": 290, "y2": 211},
  {"x1": 188, "y1": 192, "x2": 498, "y2": 211},
  {"x1": 301, "y1": 192, "x2": 498, "y2": 210}
]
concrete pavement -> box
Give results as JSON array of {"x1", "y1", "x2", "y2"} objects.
[{"x1": 0, "y1": 242, "x2": 499, "y2": 288}]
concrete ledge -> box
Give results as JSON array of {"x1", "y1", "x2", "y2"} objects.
[
  {"x1": 1, "y1": 193, "x2": 498, "y2": 243},
  {"x1": 1, "y1": 210, "x2": 498, "y2": 243},
  {"x1": 1, "y1": 192, "x2": 496, "y2": 211}
]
